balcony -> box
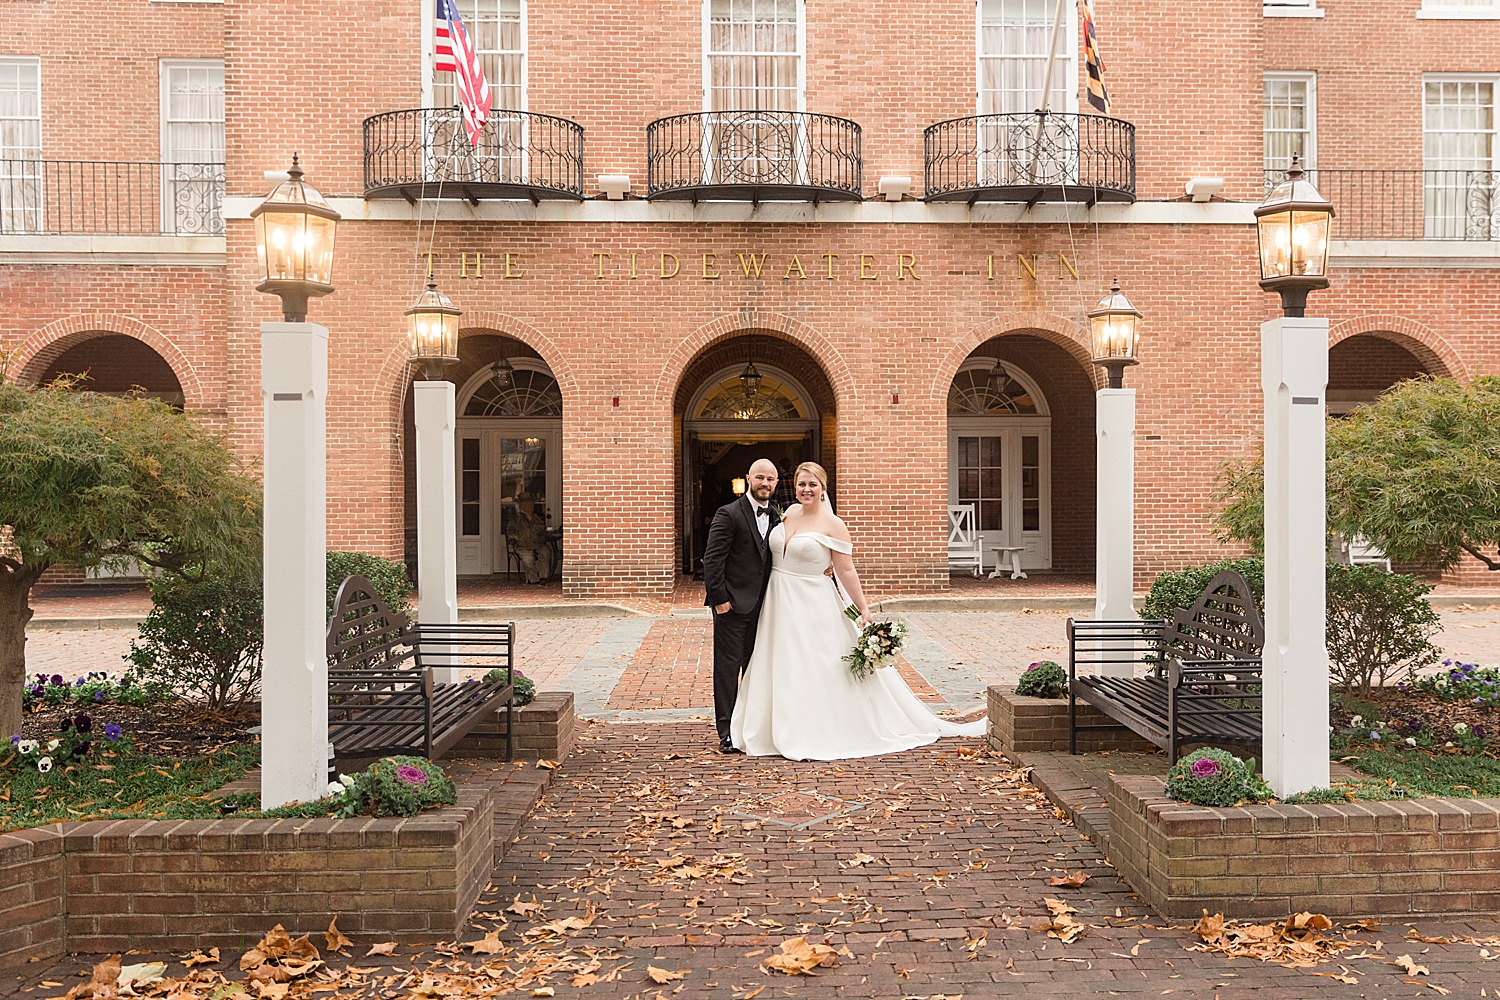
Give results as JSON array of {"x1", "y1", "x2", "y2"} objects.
[
  {"x1": 363, "y1": 108, "x2": 585, "y2": 204},
  {"x1": 646, "y1": 110, "x2": 862, "y2": 203},
  {"x1": 1264, "y1": 168, "x2": 1499, "y2": 240},
  {"x1": 0, "y1": 160, "x2": 224, "y2": 235},
  {"x1": 923, "y1": 111, "x2": 1135, "y2": 206}
]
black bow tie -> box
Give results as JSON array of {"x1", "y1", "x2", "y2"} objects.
[{"x1": 755, "y1": 506, "x2": 769, "y2": 517}]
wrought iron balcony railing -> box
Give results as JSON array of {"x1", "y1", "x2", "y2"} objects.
[
  {"x1": 646, "y1": 110, "x2": 862, "y2": 202},
  {"x1": 924, "y1": 111, "x2": 1136, "y2": 205},
  {"x1": 1264, "y1": 168, "x2": 1500, "y2": 241},
  {"x1": 0, "y1": 160, "x2": 224, "y2": 235},
  {"x1": 363, "y1": 107, "x2": 585, "y2": 203}
]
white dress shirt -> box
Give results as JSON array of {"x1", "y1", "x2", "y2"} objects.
[{"x1": 750, "y1": 497, "x2": 770, "y2": 539}]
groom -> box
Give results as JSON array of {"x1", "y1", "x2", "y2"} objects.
[{"x1": 702, "y1": 458, "x2": 780, "y2": 754}]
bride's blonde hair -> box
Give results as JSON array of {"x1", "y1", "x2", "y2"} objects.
[{"x1": 793, "y1": 462, "x2": 828, "y2": 493}]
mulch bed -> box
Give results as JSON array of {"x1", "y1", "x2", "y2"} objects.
[
  {"x1": 1332, "y1": 686, "x2": 1500, "y2": 742},
  {"x1": 21, "y1": 702, "x2": 259, "y2": 757}
]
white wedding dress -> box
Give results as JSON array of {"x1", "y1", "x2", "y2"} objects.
[{"x1": 729, "y1": 522, "x2": 988, "y2": 760}]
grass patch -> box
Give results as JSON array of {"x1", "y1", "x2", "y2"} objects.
[
  {"x1": 1339, "y1": 744, "x2": 1500, "y2": 799},
  {"x1": 0, "y1": 744, "x2": 260, "y2": 832}
]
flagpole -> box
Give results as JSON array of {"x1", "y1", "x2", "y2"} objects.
[{"x1": 1037, "y1": 0, "x2": 1068, "y2": 113}]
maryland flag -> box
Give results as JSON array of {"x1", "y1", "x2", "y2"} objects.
[{"x1": 1081, "y1": 0, "x2": 1111, "y2": 114}]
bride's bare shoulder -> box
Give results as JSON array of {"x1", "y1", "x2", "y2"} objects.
[{"x1": 825, "y1": 514, "x2": 852, "y2": 542}]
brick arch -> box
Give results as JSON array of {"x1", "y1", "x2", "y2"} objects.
[
  {"x1": 1327, "y1": 314, "x2": 1466, "y2": 380},
  {"x1": 935, "y1": 310, "x2": 1100, "y2": 398},
  {"x1": 10, "y1": 313, "x2": 207, "y2": 411},
  {"x1": 375, "y1": 310, "x2": 579, "y2": 428},
  {"x1": 653, "y1": 310, "x2": 855, "y2": 411}
]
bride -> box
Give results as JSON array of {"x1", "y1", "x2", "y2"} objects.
[{"x1": 730, "y1": 462, "x2": 988, "y2": 760}]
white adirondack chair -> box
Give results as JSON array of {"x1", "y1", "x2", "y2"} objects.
[
  {"x1": 1345, "y1": 534, "x2": 1393, "y2": 573},
  {"x1": 948, "y1": 503, "x2": 984, "y2": 576}
]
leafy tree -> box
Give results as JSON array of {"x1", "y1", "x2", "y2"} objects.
[
  {"x1": 1327, "y1": 375, "x2": 1500, "y2": 571},
  {"x1": 0, "y1": 380, "x2": 260, "y2": 739},
  {"x1": 1208, "y1": 453, "x2": 1265, "y2": 555}
]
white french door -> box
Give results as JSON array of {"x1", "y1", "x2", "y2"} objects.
[
  {"x1": 947, "y1": 418, "x2": 1051, "y2": 570},
  {"x1": 455, "y1": 419, "x2": 561, "y2": 575}
]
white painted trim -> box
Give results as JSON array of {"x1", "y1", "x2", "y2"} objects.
[
  {"x1": 683, "y1": 362, "x2": 819, "y2": 422},
  {"x1": 1330, "y1": 239, "x2": 1500, "y2": 267},
  {"x1": 955, "y1": 356, "x2": 1051, "y2": 417},
  {"x1": 1264, "y1": 6, "x2": 1326, "y2": 16},
  {"x1": 222, "y1": 195, "x2": 1262, "y2": 225},
  {"x1": 1264, "y1": 70, "x2": 1317, "y2": 172},
  {"x1": 454, "y1": 357, "x2": 554, "y2": 414},
  {"x1": 0, "y1": 234, "x2": 225, "y2": 264},
  {"x1": 1417, "y1": 5, "x2": 1500, "y2": 18}
]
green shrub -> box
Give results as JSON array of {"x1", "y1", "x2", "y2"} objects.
[
  {"x1": 485, "y1": 667, "x2": 536, "y2": 706},
  {"x1": 1326, "y1": 565, "x2": 1441, "y2": 697},
  {"x1": 1282, "y1": 780, "x2": 1409, "y2": 805},
  {"x1": 1164, "y1": 748, "x2": 1273, "y2": 808},
  {"x1": 326, "y1": 552, "x2": 412, "y2": 622},
  {"x1": 1015, "y1": 660, "x2": 1067, "y2": 699},
  {"x1": 128, "y1": 572, "x2": 262, "y2": 709},
  {"x1": 1139, "y1": 558, "x2": 1266, "y2": 622}
]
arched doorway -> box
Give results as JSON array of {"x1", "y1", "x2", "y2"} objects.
[
  {"x1": 1328, "y1": 333, "x2": 1445, "y2": 415},
  {"x1": 33, "y1": 334, "x2": 185, "y2": 407},
  {"x1": 948, "y1": 334, "x2": 1096, "y2": 575},
  {"x1": 675, "y1": 334, "x2": 836, "y2": 575},
  {"x1": 402, "y1": 333, "x2": 563, "y2": 579}
]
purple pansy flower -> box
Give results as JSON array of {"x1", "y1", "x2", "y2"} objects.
[
  {"x1": 73, "y1": 714, "x2": 92, "y2": 734},
  {"x1": 93, "y1": 691, "x2": 105, "y2": 703},
  {"x1": 1370, "y1": 731, "x2": 1382, "y2": 741},
  {"x1": 73, "y1": 741, "x2": 90, "y2": 756},
  {"x1": 50, "y1": 675, "x2": 63, "y2": 686},
  {"x1": 1189, "y1": 758, "x2": 1222, "y2": 779},
  {"x1": 104, "y1": 724, "x2": 122, "y2": 741},
  {"x1": 395, "y1": 764, "x2": 428, "y2": 786}
]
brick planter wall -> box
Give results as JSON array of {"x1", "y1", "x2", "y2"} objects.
[
  {"x1": 448, "y1": 691, "x2": 576, "y2": 762},
  {"x1": 0, "y1": 762, "x2": 551, "y2": 972},
  {"x1": 1108, "y1": 773, "x2": 1500, "y2": 920},
  {"x1": 987, "y1": 685, "x2": 1156, "y2": 754}
]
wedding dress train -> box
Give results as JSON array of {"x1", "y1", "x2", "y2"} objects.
[{"x1": 729, "y1": 523, "x2": 988, "y2": 761}]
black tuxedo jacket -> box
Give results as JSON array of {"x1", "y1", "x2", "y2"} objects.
[{"x1": 702, "y1": 494, "x2": 780, "y2": 614}]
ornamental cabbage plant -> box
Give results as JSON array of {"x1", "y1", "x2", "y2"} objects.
[{"x1": 1164, "y1": 748, "x2": 1274, "y2": 808}]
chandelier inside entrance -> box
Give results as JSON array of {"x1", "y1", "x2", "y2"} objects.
[
  {"x1": 948, "y1": 366, "x2": 1039, "y2": 415},
  {"x1": 697, "y1": 374, "x2": 805, "y2": 420}
]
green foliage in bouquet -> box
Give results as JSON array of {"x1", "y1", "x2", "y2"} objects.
[
  {"x1": 1015, "y1": 660, "x2": 1067, "y2": 699},
  {"x1": 843, "y1": 618, "x2": 909, "y2": 681},
  {"x1": 1164, "y1": 748, "x2": 1274, "y2": 808}
]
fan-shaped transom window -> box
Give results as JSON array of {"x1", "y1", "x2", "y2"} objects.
[
  {"x1": 948, "y1": 366, "x2": 1040, "y2": 416},
  {"x1": 463, "y1": 368, "x2": 562, "y2": 417},
  {"x1": 695, "y1": 374, "x2": 808, "y2": 420}
]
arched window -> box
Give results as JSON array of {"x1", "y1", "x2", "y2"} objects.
[
  {"x1": 694, "y1": 374, "x2": 807, "y2": 420},
  {"x1": 463, "y1": 368, "x2": 562, "y2": 417},
  {"x1": 947, "y1": 365, "x2": 1040, "y2": 415}
]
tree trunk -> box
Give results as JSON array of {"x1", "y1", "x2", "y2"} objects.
[{"x1": 0, "y1": 559, "x2": 46, "y2": 742}]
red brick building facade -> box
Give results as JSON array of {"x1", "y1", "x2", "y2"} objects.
[{"x1": 3, "y1": 0, "x2": 1498, "y2": 599}]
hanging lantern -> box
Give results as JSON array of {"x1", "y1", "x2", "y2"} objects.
[
  {"x1": 493, "y1": 353, "x2": 515, "y2": 389},
  {"x1": 1255, "y1": 155, "x2": 1335, "y2": 317},
  {"x1": 1088, "y1": 278, "x2": 1143, "y2": 389},
  {"x1": 740, "y1": 359, "x2": 763, "y2": 398},
  {"x1": 404, "y1": 279, "x2": 462, "y2": 379},
  {"x1": 987, "y1": 362, "x2": 1012, "y2": 399},
  {"x1": 252, "y1": 154, "x2": 340, "y2": 322}
]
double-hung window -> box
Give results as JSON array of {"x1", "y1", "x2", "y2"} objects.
[
  {"x1": 1419, "y1": 0, "x2": 1500, "y2": 18},
  {"x1": 160, "y1": 61, "x2": 224, "y2": 234},
  {"x1": 0, "y1": 57, "x2": 41, "y2": 233},
  {"x1": 1264, "y1": 72, "x2": 1315, "y2": 189},
  {"x1": 1423, "y1": 76, "x2": 1497, "y2": 239},
  {"x1": 430, "y1": 0, "x2": 525, "y2": 183},
  {"x1": 703, "y1": 0, "x2": 804, "y2": 185},
  {"x1": 977, "y1": 0, "x2": 1077, "y2": 187}
]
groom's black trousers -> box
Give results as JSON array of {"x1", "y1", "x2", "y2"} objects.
[{"x1": 713, "y1": 608, "x2": 760, "y2": 742}]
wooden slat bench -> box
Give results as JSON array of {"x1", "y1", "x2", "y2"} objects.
[
  {"x1": 1068, "y1": 569, "x2": 1264, "y2": 760},
  {"x1": 326, "y1": 575, "x2": 516, "y2": 762}
]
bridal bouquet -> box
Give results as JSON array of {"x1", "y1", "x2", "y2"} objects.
[{"x1": 842, "y1": 608, "x2": 909, "y2": 681}]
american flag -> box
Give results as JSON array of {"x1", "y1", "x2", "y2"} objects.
[
  {"x1": 1081, "y1": 0, "x2": 1111, "y2": 115},
  {"x1": 435, "y1": 0, "x2": 491, "y2": 147}
]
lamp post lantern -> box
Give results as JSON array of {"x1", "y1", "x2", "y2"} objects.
[
  {"x1": 255, "y1": 156, "x2": 338, "y2": 809},
  {"x1": 1254, "y1": 156, "x2": 1334, "y2": 318},
  {"x1": 1256, "y1": 153, "x2": 1334, "y2": 797},
  {"x1": 406, "y1": 282, "x2": 463, "y2": 682},
  {"x1": 252, "y1": 155, "x2": 341, "y2": 323},
  {"x1": 1089, "y1": 280, "x2": 1142, "y2": 642}
]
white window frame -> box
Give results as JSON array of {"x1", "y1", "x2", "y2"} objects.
[
  {"x1": 424, "y1": 0, "x2": 527, "y2": 113},
  {"x1": 1418, "y1": 0, "x2": 1500, "y2": 20},
  {"x1": 701, "y1": 0, "x2": 807, "y2": 114},
  {"x1": 0, "y1": 56, "x2": 42, "y2": 234},
  {"x1": 1422, "y1": 73, "x2": 1498, "y2": 240},
  {"x1": 1264, "y1": 0, "x2": 1325, "y2": 19},
  {"x1": 975, "y1": 0, "x2": 1080, "y2": 118},
  {"x1": 158, "y1": 59, "x2": 225, "y2": 235},
  {"x1": 1264, "y1": 71, "x2": 1317, "y2": 174},
  {"x1": 158, "y1": 59, "x2": 224, "y2": 164}
]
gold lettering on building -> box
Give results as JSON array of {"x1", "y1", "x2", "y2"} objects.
[
  {"x1": 822, "y1": 253, "x2": 838, "y2": 279},
  {"x1": 660, "y1": 252, "x2": 680, "y2": 279},
  {"x1": 1017, "y1": 253, "x2": 1038, "y2": 281},
  {"x1": 783, "y1": 255, "x2": 807, "y2": 280},
  {"x1": 737, "y1": 252, "x2": 767, "y2": 277},
  {"x1": 630, "y1": 252, "x2": 639, "y2": 279},
  {"x1": 701, "y1": 253, "x2": 720, "y2": 279},
  {"x1": 419, "y1": 251, "x2": 437, "y2": 278},
  {"x1": 859, "y1": 254, "x2": 878, "y2": 280},
  {"x1": 460, "y1": 251, "x2": 483, "y2": 278},
  {"x1": 898, "y1": 253, "x2": 919, "y2": 280},
  {"x1": 1059, "y1": 253, "x2": 1079, "y2": 280},
  {"x1": 591, "y1": 251, "x2": 610, "y2": 278}
]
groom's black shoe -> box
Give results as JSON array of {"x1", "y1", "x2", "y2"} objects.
[{"x1": 719, "y1": 738, "x2": 743, "y2": 754}]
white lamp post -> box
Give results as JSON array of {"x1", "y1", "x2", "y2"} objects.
[
  {"x1": 1255, "y1": 156, "x2": 1335, "y2": 796},
  {"x1": 1089, "y1": 281, "x2": 1142, "y2": 658},
  {"x1": 255, "y1": 156, "x2": 339, "y2": 808},
  {"x1": 406, "y1": 280, "x2": 462, "y2": 683}
]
